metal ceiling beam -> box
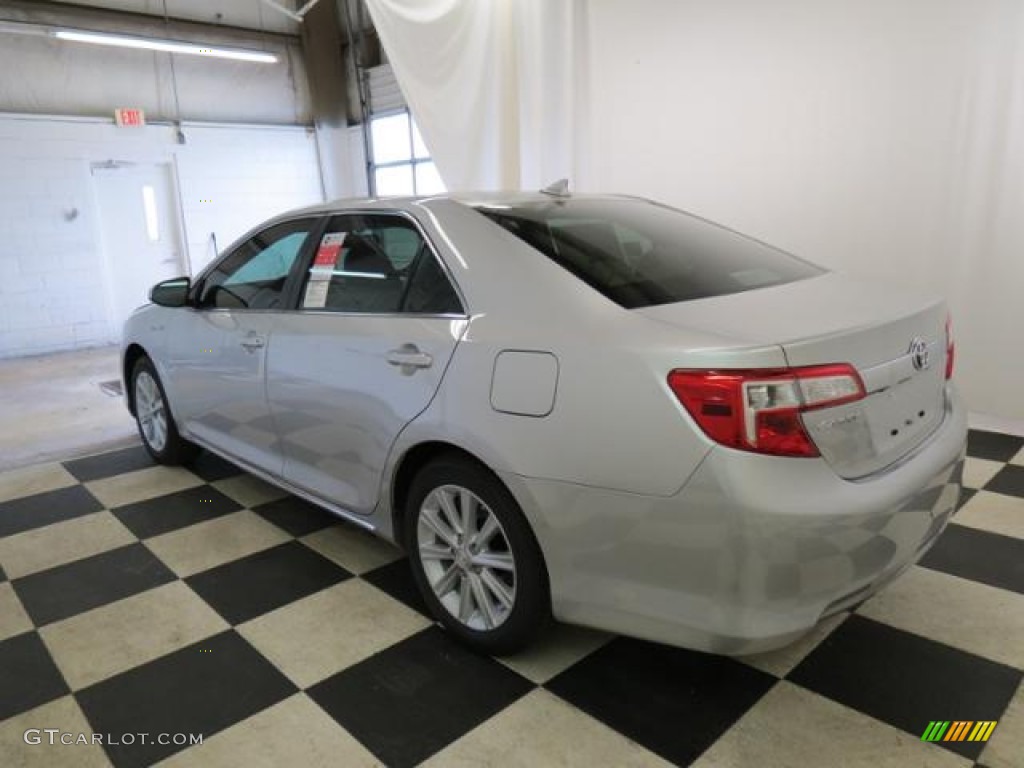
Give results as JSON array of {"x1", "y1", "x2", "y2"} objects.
[
  {"x1": 261, "y1": 0, "x2": 323, "y2": 24},
  {"x1": 0, "y1": 0, "x2": 300, "y2": 42}
]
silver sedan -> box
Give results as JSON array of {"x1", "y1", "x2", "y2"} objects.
[{"x1": 122, "y1": 190, "x2": 967, "y2": 655}]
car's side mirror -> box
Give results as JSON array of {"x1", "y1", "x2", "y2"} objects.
[{"x1": 150, "y1": 277, "x2": 191, "y2": 308}]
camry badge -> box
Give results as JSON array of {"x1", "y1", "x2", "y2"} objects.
[{"x1": 909, "y1": 338, "x2": 930, "y2": 371}]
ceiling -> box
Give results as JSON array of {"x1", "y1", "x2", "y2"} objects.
[{"x1": 60, "y1": 0, "x2": 303, "y2": 35}]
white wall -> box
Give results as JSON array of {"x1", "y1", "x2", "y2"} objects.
[
  {"x1": 175, "y1": 124, "x2": 326, "y2": 272},
  {"x1": 0, "y1": 114, "x2": 324, "y2": 358},
  {"x1": 583, "y1": 0, "x2": 1024, "y2": 424}
]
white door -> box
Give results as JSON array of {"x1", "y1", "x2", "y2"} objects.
[{"x1": 93, "y1": 163, "x2": 186, "y2": 331}]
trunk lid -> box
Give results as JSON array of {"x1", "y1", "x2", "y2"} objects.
[{"x1": 638, "y1": 272, "x2": 949, "y2": 478}]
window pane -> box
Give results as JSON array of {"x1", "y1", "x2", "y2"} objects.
[
  {"x1": 302, "y1": 214, "x2": 424, "y2": 313},
  {"x1": 375, "y1": 164, "x2": 414, "y2": 196},
  {"x1": 375, "y1": 225, "x2": 422, "y2": 269},
  {"x1": 404, "y1": 252, "x2": 462, "y2": 314},
  {"x1": 199, "y1": 219, "x2": 314, "y2": 309},
  {"x1": 371, "y1": 113, "x2": 412, "y2": 164},
  {"x1": 414, "y1": 162, "x2": 446, "y2": 195},
  {"x1": 227, "y1": 232, "x2": 308, "y2": 286},
  {"x1": 411, "y1": 120, "x2": 430, "y2": 159},
  {"x1": 475, "y1": 200, "x2": 823, "y2": 309}
]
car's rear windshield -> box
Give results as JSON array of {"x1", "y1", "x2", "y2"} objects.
[{"x1": 473, "y1": 198, "x2": 823, "y2": 308}]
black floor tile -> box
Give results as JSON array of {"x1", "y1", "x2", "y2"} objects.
[
  {"x1": 966, "y1": 430, "x2": 1024, "y2": 462},
  {"x1": 788, "y1": 615, "x2": 1021, "y2": 760},
  {"x1": 185, "y1": 541, "x2": 350, "y2": 624},
  {"x1": 251, "y1": 496, "x2": 336, "y2": 537},
  {"x1": 918, "y1": 523, "x2": 1024, "y2": 594},
  {"x1": 0, "y1": 485, "x2": 103, "y2": 537},
  {"x1": 308, "y1": 627, "x2": 533, "y2": 768},
  {"x1": 112, "y1": 485, "x2": 241, "y2": 539},
  {"x1": 958, "y1": 487, "x2": 977, "y2": 510},
  {"x1": 76, "y1": 630, "x2": 296, "y2": 768},
  {"x1": 12, "y1": 543, "x2": 176, "y2": 626},
  {"x1": 985, "y1": 464, "x2": 1024, "y2": 499},
  {"x1": 63, "y1": 444, "x2": 152, "y2": 482},
  {"x1": 185, "y1": 451, "x2": 244, "y2": 482},
  {"x1": 361, "y1": 557, "x2": 428, "y2": 617},
  {"x1": 546, "y1": 636, "x2": 776, "y2": 767},
  {"x1": 0, "y1": 631, "x2": 70, "y2": 720}
]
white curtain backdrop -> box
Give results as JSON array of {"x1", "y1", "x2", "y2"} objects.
[
  {"x1": 363, "y1": 0, "x2": 587, "y2": 190},
  {"x1": 367, "y1": 0, "x2": 1024, "y2": 426}
]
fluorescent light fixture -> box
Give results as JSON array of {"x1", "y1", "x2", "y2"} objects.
[{"x1": 53, "y1": 30, "x2": 278, "y2": 63}]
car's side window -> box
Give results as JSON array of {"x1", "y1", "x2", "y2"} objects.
[
  {"x1": 300, "y1": 214, "x2": 462, "y2": 315},
  {"x1": 198, "y1": 219, "x2": 316, "y2": 310},
  {"x1": 403, "y1": 246, "x2": 464, "y2": 314}
]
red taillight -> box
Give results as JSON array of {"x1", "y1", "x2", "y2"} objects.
[
  {"x1": 945, "y1": 315, "x2": 955, "y2": 380},
  {"x1": 667, "y1": 364, "x2": 866, "y2": 458}
]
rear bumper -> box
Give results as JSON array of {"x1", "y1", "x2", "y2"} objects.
[{"x1": 503, "y1": 384, "x2": 967, "y2": 654}]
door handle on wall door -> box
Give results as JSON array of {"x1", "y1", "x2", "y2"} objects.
[{"x1": 387, "y1": 344, "x2": 433, "y2": 371}]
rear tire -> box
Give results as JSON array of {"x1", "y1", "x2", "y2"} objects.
[
  {"x1": 131, "y1": 356, "x2": 199, "y2": 465},
  {"x1": 405, "y1": 454, "x2": 551, "y2": 655}
]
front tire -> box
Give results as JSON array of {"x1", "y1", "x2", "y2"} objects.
[
  {"x1": 406, "y1": 454, "x2": 550, "y2": 654},
  {"x1": 131, "y1": 356, "x2": 198, "y2": 465}
]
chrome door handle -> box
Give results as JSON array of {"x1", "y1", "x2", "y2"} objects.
[
  {"x1": 387, "y1": 345, "x2": 433, "y2": 370},
  {"x1": 240, "y1": 336, "x2": 265, "y2": 351}
]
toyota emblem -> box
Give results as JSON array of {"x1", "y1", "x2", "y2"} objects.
[{"x1": 909, "y1": 338, "x2": 930, "y2": 371}]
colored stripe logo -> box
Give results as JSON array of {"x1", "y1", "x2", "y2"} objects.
[{"x1": 921, "y1": 721, "x2": 997, "y2": 742}]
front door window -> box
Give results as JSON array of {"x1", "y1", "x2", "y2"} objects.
[{"x1": 198, "y1": 219, "x2": 317, "y2": 309}]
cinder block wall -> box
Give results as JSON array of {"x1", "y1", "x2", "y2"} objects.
[{"x1": 0, "y1": 115, "x2": 324, "y2": 358}]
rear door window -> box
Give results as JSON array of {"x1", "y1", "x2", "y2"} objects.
[
  {"x1": 299, "y1": 213, "x2": 463, "y2": 315},
  {"x1": 403, "y1": 248, "x2": 463, "y2": 314},
  {"x1": 475, "y1": 199, "x2": 823, "y2": 308}
]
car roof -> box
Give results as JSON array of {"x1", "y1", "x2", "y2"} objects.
[{"x1": 277, "y1": 190, "x2": 643, "y2": 220}]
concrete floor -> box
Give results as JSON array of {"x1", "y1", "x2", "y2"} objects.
[{"x1": 0, "y1": 346, "x2": 137, "y2": 470}]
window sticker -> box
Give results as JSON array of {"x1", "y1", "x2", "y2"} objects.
[
  {"x1": 314, "y1": 232, "x2": 346, "y2": 267},
  {"x1": 304, "y1": 232, "x2": 347, "y2": 308}
]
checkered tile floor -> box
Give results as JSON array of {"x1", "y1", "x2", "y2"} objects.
[{"x1": 1, "y1": 431, "x2": 1022, "y2": 768}]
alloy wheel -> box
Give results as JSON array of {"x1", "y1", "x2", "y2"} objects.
[
  {"x1": 134, "y1": 370, "x2": 168, "y2": 452},
  {"x1": 416, "y1": 484, "x2": 517, "y2": 631}
]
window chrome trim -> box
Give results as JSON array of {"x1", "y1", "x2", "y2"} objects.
[
  {"x1": 284, "y1": 309, "x2": 469, "y2": 320},
  {"x1": 184, "y1": 307, "x2": 469, "y2": 321}
]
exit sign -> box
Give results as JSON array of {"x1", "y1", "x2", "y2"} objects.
[{"x1": 114, "y1": 108, "x2": 145, "y2": 127}]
